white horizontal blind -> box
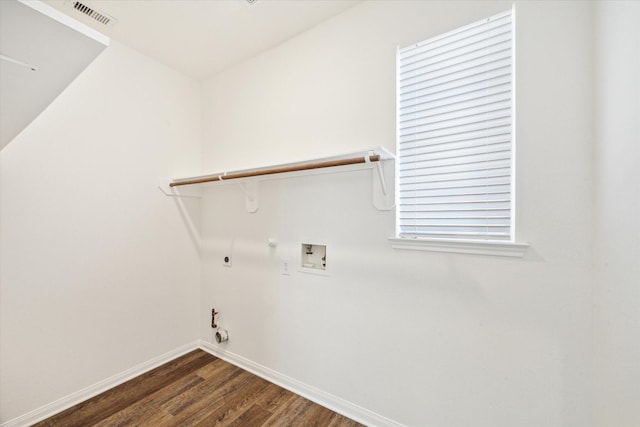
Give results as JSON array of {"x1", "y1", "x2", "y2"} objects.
[{"x1": 397, "y1": 10, "x2": 513, "y2": 241}]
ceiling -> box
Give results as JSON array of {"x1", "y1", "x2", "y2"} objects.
[
  {"x1": 1, "y1": 0, "x2": 358, "y2": 150},
  {"x1": 42, "y1": 0, "x2": 360, "y2": 80},
  {"x1": 0, "y1": 0, "x2": 108, "y2": 149}
]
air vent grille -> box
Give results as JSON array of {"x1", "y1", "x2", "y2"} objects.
[{"x1": 68, "y1": 1, "x2": 117, "y2": 28}]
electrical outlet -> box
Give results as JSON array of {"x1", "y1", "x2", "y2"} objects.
[
  {"x1": 223, "y1": 255, "x2": 232, "y2": 267},
  {"x1": 281, "y1": 259, "x2": 290, "y2": 275}
]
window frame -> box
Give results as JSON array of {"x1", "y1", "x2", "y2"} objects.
[{"x1": 391, "y1": 7, "x2": 527, "y2": 257}]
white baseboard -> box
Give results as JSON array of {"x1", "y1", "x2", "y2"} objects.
[
  {"x1": 0, "y1": 341, "x2": 201, "y2": 427},
  {"x1": 198, "y1": 340, "x2": 404, "y2": 427}
]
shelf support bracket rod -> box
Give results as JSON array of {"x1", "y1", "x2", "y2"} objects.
[{"x1": 366, "y1": 151, "x2": 388, "y2": 196}]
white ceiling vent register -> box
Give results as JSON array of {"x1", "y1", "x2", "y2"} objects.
[{"x1": 65, "y1": 0, "x2": 117, "y2": 28}]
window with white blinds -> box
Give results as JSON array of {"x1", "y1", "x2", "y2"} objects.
[{"x1": 397, "y1": 10, "x2": 514, "y2": 242}]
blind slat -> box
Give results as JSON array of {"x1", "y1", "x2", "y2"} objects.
[
  {"x1": 400, "y1": 62, "x2": 511, "y2": 96},
  {"x1": 399, "y1": 127, "x2": 510, "y2": 151},
  {"x1": 400, "y1": 136, "x2": 511, "y2": 159},
  {"x1": 400, "y1": 74, "x2": 511, "y2": 106},
  {"x1": 400, "y1": 44, "x2": 511, "y2": 86},
  {"x1": 399, "y1": 13, "x2": 512, "y2": 60},
  {"x1": 400, "y1": 102, "x2": 511, "y2": 133},
  {"x1": 400, "y1": 88, "x2": 511, "y2": 125},
  {"x1": 400, "y1": 31, "x2": 512, "y2": 73}
]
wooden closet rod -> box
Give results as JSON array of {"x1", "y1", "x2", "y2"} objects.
[{"x1": 169, "y1": 154, "x2": 381, "y2": 187}]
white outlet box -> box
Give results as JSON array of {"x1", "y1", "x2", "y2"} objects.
[
  {"x1": 301, "y1": 243, "x2": 326, "y2": 270},
  {"x1": 223, "y1": 255, "x2": 232, "y2": 267},
  {"x1": 299, "y1": 243, "x2": 329, "y2": 276}
]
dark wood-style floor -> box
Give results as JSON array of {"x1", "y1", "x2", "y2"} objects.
[{"x1": 33, "y1": 349, "x2": 363, "y2": 427}]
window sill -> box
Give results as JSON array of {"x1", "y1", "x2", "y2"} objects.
[{"x1": 388, "y1": 237, "x2": 529, "y2": 258}]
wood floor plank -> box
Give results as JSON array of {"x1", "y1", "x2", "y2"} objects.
[
  {"x1": 296, "y1": 401, "x2": 340, "y2": 426},
  {"x1": 252, "y1": 382, "x2": 296, "y2": 413},
  {"x1": 34, "y1": 350, "x2": 365, "y2": 427},
  {"x1": 165, "y1": 370, "x2": 259, "y2": 426},
  {"x1": 261, "y1": 395, "x2": 315, "y2": 427},
  {"x1": 33, "y1": 350, "x2": 216, "y2": 427},
  {"x1": 327, "y1": 415, "x2": 365, "y2": 427},
  {"x1": 91, "y1": 374, "x2": 205, "y2": 427},
  {"x1": 163, "y1": 364, "x2": 244, "y2": 416},
  {"x1": 193, "y1": 357, "x2": 236, "y2": 380},
  {"x1": 225, "y1": 403, "x2": 273, "y2": 426},
  {"x1": 192, "y1": 374, "x2": 272, "y2": 426}
]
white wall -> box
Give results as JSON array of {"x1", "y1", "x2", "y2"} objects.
[
  {"x1": 593, "y1": 2, "x2": 640, "y2": 426},
  {"x1": 6, "y1": 1, "x2": 638, "y2": 426},
  {"x1": 200, "y1": 2, "x2": 595, "y2": 426},
  {"x1": 0, "y1": 41, "x2": 202, "y2": 422}
]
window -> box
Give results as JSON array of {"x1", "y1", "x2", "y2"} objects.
[{"x1": 396, "y1": 10, "x2": 516, "y2": 245}]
